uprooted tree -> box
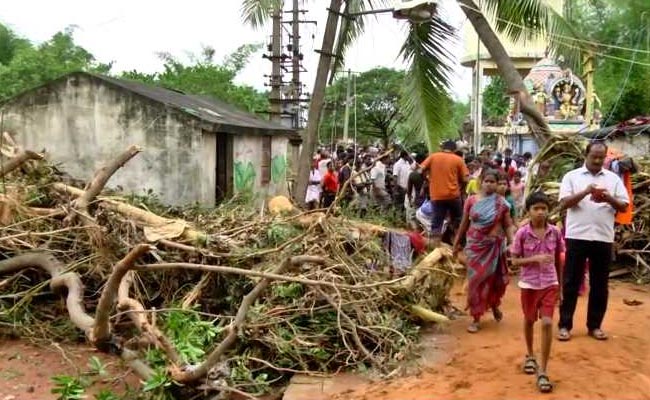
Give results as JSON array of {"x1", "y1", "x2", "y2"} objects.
[{"x1": 0, "y1": 135, "x2": 460, "y2": 397}]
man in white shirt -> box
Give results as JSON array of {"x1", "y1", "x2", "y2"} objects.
[
  {"x1": 370, "y1": 156, "x2": 390, "y2": 210},
  {"x1": 557, "y1": 141, "x2": 629, "y2": 342},
  {"x1": 392, "y1": 151, "x2": 412, "y2": 219}
]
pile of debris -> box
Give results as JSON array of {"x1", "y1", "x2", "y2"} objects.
[
  {"x1": 0, "y1": 135, "x2": 459, "y2": 398},
  {"x1": 526, "y1": 134, "x2": 650, "y2": 283}
]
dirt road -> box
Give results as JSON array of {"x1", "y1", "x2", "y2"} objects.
[
  {"x1": 0, "y1": 340, "x2": 138, "y2": 400},
  {"x1": 336, "y1": 280, "x2": 650, "y2": 400}
]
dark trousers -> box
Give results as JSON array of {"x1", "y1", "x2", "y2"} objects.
[
  {"x1": 431, "y1": 197, "x2": 463, "y2": 236},
  {"x1": 322, "y1": 192, "x2": 336, "y2": 208},
  {"x1": 393, "y1": 186, "x2": 406, "y2": 215},
  {"x1": 559, "y1": 239, "x2": 612, "y2": 331}
]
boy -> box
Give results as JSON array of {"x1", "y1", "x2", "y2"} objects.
[{"x1": 510, "y1": 192, "x2": 564, "y2": 393}]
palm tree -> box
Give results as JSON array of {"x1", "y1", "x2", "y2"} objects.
[{"x1": 241, "y1": 0, "x2": 577, "y2": 203}]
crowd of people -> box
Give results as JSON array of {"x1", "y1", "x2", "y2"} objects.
[{"x1": 306, "y1": 139, "x2": 632, "y2": 394}]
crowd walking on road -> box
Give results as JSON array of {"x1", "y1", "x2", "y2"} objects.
[{"x1": 304, "y1": 138, "x2": 632, "y2": 394}]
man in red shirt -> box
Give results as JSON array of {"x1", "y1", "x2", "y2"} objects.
[
  {"x1": 321, "y1": 161, "x2": 339, "y2": 208},
  {"x1": 420, "y1": 140, "x2": 469, "y2": 246}
]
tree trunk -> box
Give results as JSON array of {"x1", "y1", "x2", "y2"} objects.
[
  {"x1": 457, "y1": 0, "x2": 551, "y2": 145},
  {"x1": 294, "y1": 0, "x2": 343, "y2": 205}
]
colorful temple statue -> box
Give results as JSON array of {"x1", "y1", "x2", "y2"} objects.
[{"x1": 522, "y1": 58, "x2": 588, "y2": 131}]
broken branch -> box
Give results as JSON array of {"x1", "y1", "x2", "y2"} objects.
[{"x1": 0, "y1": 150, "x2": 43, "y2": 177}]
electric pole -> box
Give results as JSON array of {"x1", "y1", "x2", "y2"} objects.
[
  {"x1": 269, "y1": 7, "x2": 283, "y2": 123},
  {"x1": 342, "y1": 69, "x2": 352, "y2": 142},
  {"x1": 583, "y1": 50, "x2": 595, "y2": 128},
  {"x1": 291, "y1": 0, "x2": 301, "y2": 129}
]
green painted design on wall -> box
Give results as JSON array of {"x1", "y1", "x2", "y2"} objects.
[
  {"x1": 234, "y1": 161, "x2": 256, "y2": 191},
  {"x1": 271, "y1": 155, "x2": 287, "y2": 184}
]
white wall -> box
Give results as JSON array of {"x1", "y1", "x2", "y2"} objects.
[
  {"x1": 609, "y1": 135, "x2": 650, "y2": 159},
  {"x1": 2, "y1": 75, "x2": 206, "y2": 206},
  {"x1": 232, "y1": 134, "x2": 289, "y2": 197}
]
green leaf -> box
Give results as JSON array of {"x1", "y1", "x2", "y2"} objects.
[
  {"x1": 241, "y1": 0, "x2": 284, "y2": 29},
  {"x1": 329, "y1": 0, "x2": 392, "y2": 82},
  {"x1": 399, "y1": 18, "x2": 455, "y2": 150},
  {"x1": 479, "y1": 0, "x2": 584, "y2": 68}
]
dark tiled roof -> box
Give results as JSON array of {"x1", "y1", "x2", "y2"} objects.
[{"x1": 75, "y1": 72, "x2": 293, "y2": 136}]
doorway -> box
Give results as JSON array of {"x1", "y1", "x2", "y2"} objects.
[{"x1": 215, "y1": 133, "x2": 233, "y2": 202}]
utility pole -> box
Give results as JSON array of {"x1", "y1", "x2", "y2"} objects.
[
  {"x1": 269, "y1": 7, "x2": 283, "y2": 123},
  {"x1": 342, "y1": 69, "x2": 352, "y2": 142},
  {"x1": 473, "y1": 0, "x2": 483, "y2": 154},
  {"x1": 291, "y1": 0, "x2": 301, "y2": 129},
  {"x1": 583, "y1": 50, "x2": 596, "y2": 129}
]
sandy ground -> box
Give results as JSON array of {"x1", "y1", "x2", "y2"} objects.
[
  {"x1": 334, "y1": 279, "x2": 650, "y2": 400},
  {"x1": 0, "y1": 340, "x2": 139, "y2": 400}
]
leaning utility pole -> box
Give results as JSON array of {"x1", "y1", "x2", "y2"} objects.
[{"x1": 294, "y1": 0, "x2": 343, "y2": 204}]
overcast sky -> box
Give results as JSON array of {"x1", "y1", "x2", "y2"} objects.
[{"x1": 0, "y1": 0, "x2": 472, "y2": 100}]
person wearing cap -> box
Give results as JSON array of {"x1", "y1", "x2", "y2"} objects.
[{"x1": 419, "y1": 140, "x2": 470, "y2": 246}]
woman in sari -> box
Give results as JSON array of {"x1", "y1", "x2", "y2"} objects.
[{"x1": 453, "y1": 169, "x2": 515, "y2": 333}]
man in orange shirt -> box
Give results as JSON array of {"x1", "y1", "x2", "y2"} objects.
[
  {"x1": 420, "y1": 140, "x2": 470, "y2": 246},
  {"x1": 321, "y1": 161, "x2": 339, "y2": 208}
]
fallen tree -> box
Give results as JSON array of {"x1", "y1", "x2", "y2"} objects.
[{"x1": 0, "y1": 138, "x2": 459, "y2": 398}]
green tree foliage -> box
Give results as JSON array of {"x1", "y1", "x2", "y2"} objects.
[
  {"x1": 0, "y1": 25, "x2": 111, "y2": 100},
  {"x1": 122, "y1": 44, "x2": 269, "y2": 114},
  {"x1": 482, "y1": 76, "x2": 510, "y2": 125},
  {"x1": 0, "y1": 24, "x2": 268, "y2": 115},
  {"x1": 320, "y1": 67, "x2": 464, "y2": 149},
  {"x1": 0, "y1": 24, "x2": 30, "y2": 65},
  {"x1": 570, "y1": 0, "x2": 650, "y2": 124}
]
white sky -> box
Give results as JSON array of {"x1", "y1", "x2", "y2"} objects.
[{"x1": 0, "y1": 0, "x2": 472, "y2": 101}]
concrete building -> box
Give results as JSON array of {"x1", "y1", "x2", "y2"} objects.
[
  {"x1": 0, "y1": 71, "x2": 299, "y2": 206},
  {"x1": 461, "y1": 0, "x2": 564, "y2": 153}
]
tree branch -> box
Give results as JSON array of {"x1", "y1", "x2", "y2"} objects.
[
  {"x1": 0, "y1": 150, "x2": 43, "y2": 177},
  {"x1": 172, "y1": 255, "x2": 327, "y2": 382},
  {"x1": 133, "y1": 260, "x2": 405, "y2": 290},
  {"x1": 64, "y1": 145, "x2": 141, "y2": 225},
  {"x1": 52, "y1": 183, "x2": 208, "y2": 244},
  {"x1": 0, "y1": 252, "x2": 94, "y2": 337},
  {"x1": 93, "y1": 244, "x2": 153, "y2": 347},
  {"x1": 0, "y1": 251, "x2": 160, "y2": 381},
  {"x1": 115, "y1": 251, "x2": 184, "y2": 367}
]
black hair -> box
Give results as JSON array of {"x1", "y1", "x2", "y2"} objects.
[
  {"x1": 525, "y1": 191, "x2": 550, "y2": 210},
  {"x1": 586, "y1": 140, "x2": 608, "y2": 155},
  {"x1": 442, "y1": 140, "x2": 457, "y2": 151},
  {"x1": 400, "y1": 150, "x2": 409, "y2": 159},
  {"x1": 481, "y1": 168, "x2": 499, "y2": 182},
  {"x1": 523, "y1": 152, "x2": 532, "y2": 159}
]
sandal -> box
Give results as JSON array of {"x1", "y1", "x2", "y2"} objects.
[
  {"x1": 467, "y1": 321, "x2": 480, "y2": 333},
  {"x1": 557, "y1": 328, "x2": 571, "y2": 341},
  {"x1": 588, "y1": 328, "x2": 608, "y2": 340},
  {"x1": 523, "y1": 355, "x2": 538, "y2": 375},
  {"x1": 536, "y1": 373, "x2": 554, "y2": 393},
  {"x1": 492, "y1": 307, "x2": 503, "y2": 322}
]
